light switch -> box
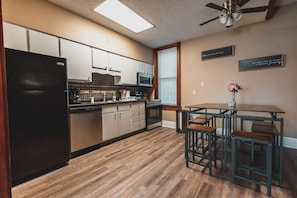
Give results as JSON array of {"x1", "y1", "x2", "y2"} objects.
[
  {"x1": 192, "y1": 90, "x2": 196, "y2": 95},
  {"x1": 200, "y1": 81, "x2": 204, "y2": 87}
]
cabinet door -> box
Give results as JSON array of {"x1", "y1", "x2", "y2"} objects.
[
  {"x1": 29, "y1": 30, "x2": 59, "y2": 57},
  {"x1": 115, "y1": 57, "x2": 137, "y2": 85},
  {"x1": 102, "y1": 112, "x2": 118, "y2": 141},
  {"x1": 108, "y1": 53, "x2": 122, "y2": 72},
  {"x1": 146, "y1": 63, "x2": 154, "y2": 75},
  {"x1": 3, "y1": 22, "x2": 28, "y2": 51},
  {"x1": 60, "y1": 39, "x2": 92, "y2": 81},
  {"x1": 118, "y1": 110, "x2": 132, "y2": 136},
  {"x1": 92, "y1": 48, "x2": 109, "y2": 71},
  {"x1": 137, "y1": 61, "x2": 146, "y2": 73}
]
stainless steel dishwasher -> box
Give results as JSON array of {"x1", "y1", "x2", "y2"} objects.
[{"x1": 69, "y1": 105, "x2": 102, "y2": 155}]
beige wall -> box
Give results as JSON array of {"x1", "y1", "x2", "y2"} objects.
[
  {"x1": 2, "y1": 0, "x2": 153, "y2": 63},
  {"x1": 164, "y1": 3, "x2": 297, "y2": 138},
  {"x1": 3, "y1": 0, "x2": 296, "y2": 138}
]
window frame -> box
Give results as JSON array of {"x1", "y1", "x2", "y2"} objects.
[{"x1": 153, "y1": 42, "x2": 181, "y2": 111}]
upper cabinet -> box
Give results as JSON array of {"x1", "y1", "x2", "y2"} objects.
[
  {"x1": 108, "y1": 53, "x2": 122, "y2": 72},
  {"x1": 146, "y1": 63, "x2": 154, "y2": 75},
  {"x1": 92, "y1": 48, "x2": 121, "y2": 76},
  {"x1": 137, "y1": 61, "x2": 154, "y2": 75},
  {"x1": 114, "y1": 57, "x2": 137, "y2": 85},
  {"x1": 3, "y1": 22, "x2": 28, "y2": 51},
  {"x1": 28, "y1": 30, "x2": 59, "y2": 57},
  {"x1": 92, "y1": 48, "x2": 109, "y2": 70},
  {"x1": 60, "y1": 39, "x2": 92, "y2": 81}
]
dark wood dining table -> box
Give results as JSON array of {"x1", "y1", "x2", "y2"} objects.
[{"x1": 184, "y1": 103, "x2": 285, "y2": 186}]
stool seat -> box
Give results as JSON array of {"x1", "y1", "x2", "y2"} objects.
[
  {"x1": 189, "y1": 115, "x2": 213, "y2": 126},
  {"x1": 187, "y1": 124, "x2": 216, "y2": 133},
  {"x1": 189, "y1": 118, "x2": 210, "y2": 125},
  {"x1": 232, "y1": 130, "x2": 273, "y2": 142},
  {"x1": 252, "y1": 121, "x2": 279, "y2": 135}
]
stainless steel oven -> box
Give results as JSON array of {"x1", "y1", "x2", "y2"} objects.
[{"x1": 146, "y1": 99, "x2": 162, "y2": 130}]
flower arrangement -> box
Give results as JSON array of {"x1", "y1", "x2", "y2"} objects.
[
  {"x1": 227, "y1": 83, "x2": 243, "y2": 107},
  {"x1": 227, "y1": 83, "x2": 243, "y2": 93}
]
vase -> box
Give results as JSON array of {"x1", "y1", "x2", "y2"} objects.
[{"x1": 228, "y1": 92, "x2": 236, "y2": 107}]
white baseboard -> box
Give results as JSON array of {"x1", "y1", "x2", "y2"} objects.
[{"x1": 162, "y1": 120, "x2": 297, "y2": 150}]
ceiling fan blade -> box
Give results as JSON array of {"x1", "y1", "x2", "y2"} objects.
[
  {"x1": 200, "y1": 16, "x2": 219, "y2": 26},
  {"x1": 237, "y1": 0, "x2": 250, "y2": 7},
  {"x1": 206, "y1": 3, "x2": 226, "y2": 12},
  {"x1": 241, "y1": 6, "x2": 268, "y2": 13}
]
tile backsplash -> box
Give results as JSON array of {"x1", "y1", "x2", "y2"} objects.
[{"x1": 69, "y1": 73, "x2": 151, "y2": 102}]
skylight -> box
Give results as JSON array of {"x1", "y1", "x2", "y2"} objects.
[{"x1": 94, "y1": 0, "x2": 154, "y2": 33}]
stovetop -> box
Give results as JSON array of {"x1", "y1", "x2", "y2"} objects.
[{"x1": 146, "y1": 99, "x2": 161, "y2": 104}]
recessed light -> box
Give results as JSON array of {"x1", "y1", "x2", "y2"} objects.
[{"x1": 94, "y1": 0, "x2": 154, "y2": 33}]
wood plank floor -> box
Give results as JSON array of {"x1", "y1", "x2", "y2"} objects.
[{"x1": 12, "y1": 127, "x2": 294, "y2": 198}]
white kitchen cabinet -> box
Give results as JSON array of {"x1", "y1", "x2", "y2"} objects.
[
  {"x1": 92, "y1": 48, "x2": 109, "y2": 71},
  {"x1": 146, "y1": 63, "x2": 154, "y2": 75},
  {"x1": 102, "y1": 105, "x2": 118, "y2": 141},
  {"x1": 92, "y1": 48, "x2": 121, "y2": 76},
  {"x1": 102, "y1": 104, "x2": 131, "y2": 141},
  {"x1": 137, "y1": 61, "x2": 154, "y2": 76},
  {"x1": 3, "y1": 22, "x2": 28, "y2": 51},
  {"x1": 131, "y1": 102, "x2": 146, "y2": 131},
  {"x1": 60, "y1": 39, "x2": 92, "y2": 81},
  {"x1": 137, "y1": 61, "x2": 146, "y2": 73},
  {"x1": 117, "y1": 104, "x2": 132, "y2": 136},
  {"x1": 108, "y1": 53, "x2": 122, "y2": 72},
  {"x1": 114, "y1": 57, "x2": 137, "y2": 85},
  {"x1": 28, "y1": 30, "x2": 59, "y2": 57}
]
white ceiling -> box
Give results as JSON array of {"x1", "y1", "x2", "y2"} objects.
[{"x1": 48, "y1": 0, "x2": 297, "y2": 48}]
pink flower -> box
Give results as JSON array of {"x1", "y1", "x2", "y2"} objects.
[{"x1": 227, "y1": 83, "x2": 243, "y2": 93}]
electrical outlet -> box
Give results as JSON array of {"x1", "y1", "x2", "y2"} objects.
[
  {"x1": 192, "y1": 90, "x2": 196, "y2": 95},
  {"x1": 200, "y1": 81, "x2": 204, "y2": 87}
]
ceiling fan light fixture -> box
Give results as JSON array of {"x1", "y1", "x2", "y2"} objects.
[
  {"x1": 226, "y1": 17, "x2": 233, "y2": 27},
  {"x1": 219, "y1": 14, "x2": 227, "y2": 24},
  {"x1": 232, "y1": 12, "x2": 242, "y2": 21}
]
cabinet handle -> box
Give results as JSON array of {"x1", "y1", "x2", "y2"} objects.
[{"x1": 114, "y1": 113, "x2": 117, "y2": 120}]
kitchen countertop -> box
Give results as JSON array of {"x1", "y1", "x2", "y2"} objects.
[{"x1": 69, "y1": 99, "x2": 146, "y2": 108}]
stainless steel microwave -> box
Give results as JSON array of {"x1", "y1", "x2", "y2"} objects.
[{"x1": 137, "y1": 72, "x2": 153, "y2": 87}]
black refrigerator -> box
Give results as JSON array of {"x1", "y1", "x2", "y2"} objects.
[{"x1": 5, "y1": 48, "x2": 70, "y2": 185}]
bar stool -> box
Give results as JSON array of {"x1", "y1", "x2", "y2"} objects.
[
  {"x1": 189, "y1": 115, "x2": 213, "y2": 126},
  {"x1": 184, "y1": 124, "x2": 217, "y2": 175},
  {"x1": 231, "y1": 130, "x2": 273, "y2": 197},
  {"x1": 252, "y1": 121, "x2": 279, "y2": 147}
]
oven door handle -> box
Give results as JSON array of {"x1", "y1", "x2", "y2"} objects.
[{"x1": 70, "y1": 106, "x2": 102, "y2": 113}]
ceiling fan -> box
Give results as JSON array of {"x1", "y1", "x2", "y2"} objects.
[{"x1": 200, "y1": 0, "x2": 268, "y2": 27}]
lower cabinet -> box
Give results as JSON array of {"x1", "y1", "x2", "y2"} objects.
[
  {"x1": 131, "y1": 102, "x2": 146, "y2": 131},
  {"x1": 102, "y1": 102, "x2": 146, "y2": 142},
  {"x1": 117, "y1": 104, "x2": 131, "y2": 136},
  {"x1": 102, "y1": 103, "x2": 131, "y2": 141},
  {"x1": 102, "y1": 105, "x2": 118, "y2": 141}
]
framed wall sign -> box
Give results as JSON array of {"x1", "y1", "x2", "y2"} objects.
[
  {"x1": 201, "y1": 45, "x2": 234, "y2": 61},
  {"x1": 239, "y1": 54, "x2": 284, "y2": 71}
]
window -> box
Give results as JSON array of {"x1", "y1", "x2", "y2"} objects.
[{"x1": 154, "y1": 43, "x2": 181, "y2": 110}]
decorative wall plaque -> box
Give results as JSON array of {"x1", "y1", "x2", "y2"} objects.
[
  {"x1": 239, "y1": 55, "x2": 284, "y2": 71},
  {"x1": 201, "y1": 45, "x2": 234, "y2": 61}
]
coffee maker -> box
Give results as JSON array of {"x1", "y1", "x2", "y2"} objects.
[{"x1": 69, "y1": 88, "x2": 81, "y2": 104}]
